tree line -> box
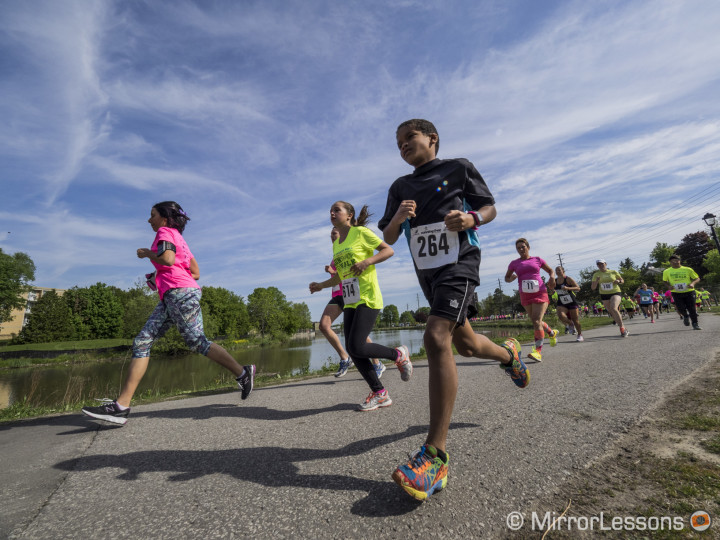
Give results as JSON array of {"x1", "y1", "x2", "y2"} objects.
[{"x1": 1, "y1": 271, "x2": 313, "y2": 346}]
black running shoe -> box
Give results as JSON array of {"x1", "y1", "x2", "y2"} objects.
[
  {"x1": 82, "y1": 400, "x2": 129, "y2": 425},
  {"x1": 683, "y1": 316, "x2": 690, "y2": 326},
  {"x1": 236, "y1": 365, "x2": 255, "y2": 400}
]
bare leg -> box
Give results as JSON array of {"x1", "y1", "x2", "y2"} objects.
[
  {"x1": 568, "y1": 308, "x2": 582, "y2": 335},
  {"x1": 603, "y1": 296, "x2": 624, "y2": 327},
  {"x1": 556, "y1": 306, "x2": 572, "y2": 328},
  {"x1": 424, "y1": 316, "x2": 458, "y2": 452},
  {"x1": 206, "y1": 343, "x2": 244, "y2": 377},
  {"x1": 117, "y1": 357, "x2": 150, "y2": 407},
  {"x1": 319, "y1": 304, "x2": 348, "y2": 359}
]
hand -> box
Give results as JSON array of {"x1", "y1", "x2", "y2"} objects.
[
  {"x1": 547, "y1": 278, "x2": 556, "y2": 290},
  {"x1": 309, "y1": 282, "x2": 323, "y2": 294},
  {"x1": 394, "y1": 200, "x2": 417, "y2": 221},
  {"x1": 349, "y1": 259, "x2": 370, "y2": 276},
  {"x1": 444, "y1": 210, "x2": 473, "y2": 232},
  {"x1": 324, "y1": 265, "x2": 336, "y2": 275},
  {"x1": 137, "y1": 248, "x2": 152, "y2": 259}
]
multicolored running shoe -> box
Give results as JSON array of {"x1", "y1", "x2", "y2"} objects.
[
  {"x1": 395, "y1": 345, "x2": 413, "y2": 382},
  {"x1": 500, "y1": 338, "x2": 530, "y2": 388},
  {"x1": 392, "y1": 445, "x2": 449, "y2": 501}
]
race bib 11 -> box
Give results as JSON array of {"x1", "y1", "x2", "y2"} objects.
[{"x1": 521, "y1": 279, "x2": 540, "y2": 293}]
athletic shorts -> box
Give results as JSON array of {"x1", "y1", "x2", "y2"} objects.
[
  {"x1": 600, "y1": 293, "x2": 622, "y2": 301},
  {"x1": 520, "y1": 290, "x2": 549, "y2": 306},
  {"x1": 557, "y1": 302, "x2": 579, "y2": 311},
  {"x1": 426, "y1": 277, "x2": 477, "y2": 327},
  {"x1": 327, "y1": 295, "x2": 344, "y2": 308}
]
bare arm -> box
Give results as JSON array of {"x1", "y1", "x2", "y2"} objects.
[
  {"x1": 349, "y1": 242, "x2": 394, "y2": 276},
  {"x1": 189, "y1": 258, "x2": 200, "y2": 280},
  {"x1": 137, "y1": 247, "x2": 174, "y2": 266},
  {"x1": 382, "y1": 200, "x2": 416, "y2": 245}
]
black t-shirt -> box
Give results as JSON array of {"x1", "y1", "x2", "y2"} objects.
[{"x1": 378, "y1": 158, "x2": 495, "y2": 295}]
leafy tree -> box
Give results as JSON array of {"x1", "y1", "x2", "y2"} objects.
[
  {"x1": 413, "y1": 307, "x2": 431, "y2": 323},
  {"x1": 619, "y1": 258, "x2": 637, "y2": 272},
  {"x1": 285, "y1": 302, "x2": 312, "y2": 334},
  {"x1": 380, "y1": 304, "x2": 399, "y2": 327},
  {"x1": 17, "y1": 290, "x2": 74, "y2": 343},
  {"x1": 0, "y1": 248, "x2": 35, "y2": 324},
  {"x1": 200, "y1": 286, "x2": 249, "y2": 339},
  {"x1": 675, "y1": 231, "x2": 712, "y2": 277},
  {"x1": 702, "y1": 249, "x2": 720, "y2": 294},
  {"x1": 247, "y1": 286, "x2": 289, "y2": 337},
  {"x1": 575, "y1": 267, "x2": 597, "y2": 303},
  {"x1": 649, "y1": 242, "x2": 676, "y2": 268},
  {"x1": 113, "y1": 278, "x2": 157, "y2": 338},
  {"x1": 400, "y1": 310, "x2": 415, "y2": 325},
  {"x1": 64, "y1": 283, "x2": 123, "y2": 339}
]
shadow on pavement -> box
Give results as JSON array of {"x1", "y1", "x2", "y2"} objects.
[{"x1": 53, "y1": 422, "x2": 479, "y2": 517}]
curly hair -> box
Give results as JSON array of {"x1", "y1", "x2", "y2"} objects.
[{"x1": 396, "y1": 119, "x2": 440, "y2": 155}]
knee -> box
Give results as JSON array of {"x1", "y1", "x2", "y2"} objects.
[
  {"x1": 319, "y1": 319, "x2": 332, "y2": 336},
  {"x1": 424, "y1": 326, "x2": 451, "y2": 356}
]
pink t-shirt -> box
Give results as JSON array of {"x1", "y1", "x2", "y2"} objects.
[
  {"x1": 151, "y1": 227, "x2": 198, "y2": 300},
  {"x1": 330, "y1": 260, "x2": 342, "y2": 298},
  {"x1": 508, "y1": 256, "x2": 548, "y2": 294}
]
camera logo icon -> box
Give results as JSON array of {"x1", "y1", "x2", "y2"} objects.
[{"x1": 691, "y1": 511, "x2": 711, "y2": 531}]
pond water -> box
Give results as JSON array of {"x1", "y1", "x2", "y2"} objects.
[{"x1": 0, "y1": 326, "x2": 523, "y2": 409}]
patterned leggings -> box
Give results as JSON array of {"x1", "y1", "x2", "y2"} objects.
[{"x1": 132, "y1": 288, "x2": 212, "y2": 358}]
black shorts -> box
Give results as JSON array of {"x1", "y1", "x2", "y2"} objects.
[
  {"x1": 327, "y1": 296, "x2": 344, "y2": 308},
  {"x1": 427, "y1": 277, "x2": 477, "y2": 327},
  {"x1": 600, "y1": 293, "x2": 622, "y2": 301},
  {"x1": 557, "y1": 302, "x2": 579, "y2": 311}
]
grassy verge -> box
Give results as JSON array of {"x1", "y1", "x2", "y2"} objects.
[
  {"x1": 0, "y1": 361, "x2": 346, "y2": 423},
  {"x1": 532, "y1": 351, "x2": 720, "y2": 539},
  {"x1": 0, "y1": 338, "x2": 132, "y2": 352}
]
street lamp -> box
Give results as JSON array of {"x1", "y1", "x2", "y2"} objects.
[{"x1": 703, "y1": 213, "x2": 720, "y2": 252}]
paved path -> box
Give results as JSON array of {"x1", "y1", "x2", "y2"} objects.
[{"x1": 2, "y1": 312, "x2": 718, "y2": 539}]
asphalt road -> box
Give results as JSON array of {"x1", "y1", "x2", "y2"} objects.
[{"x1": 1, "y1": 311, "x2": 717, "y2": 539}]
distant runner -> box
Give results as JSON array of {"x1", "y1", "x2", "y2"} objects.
[
  {"x1": 662, "y1": 254, "x2": 701, "y2": 330},
  {"x1": 591, "y1": 259, "x2": 628, "y2": 337}
]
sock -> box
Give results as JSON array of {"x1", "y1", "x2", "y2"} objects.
[
  {"x1": 236, "y1": 368, "x2": 247, "y2": 380},
  {"x1": 424, "y1": 444, "x2": 448, "y2": 463},
  {"x1": 542, "y1": 322, "x2": 552, "y2": 334},
  {"x1": 114, "y1": 402, "x2": 129, "y2": 411}
]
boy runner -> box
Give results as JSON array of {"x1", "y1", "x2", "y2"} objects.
[{"x1": 379, "y1": 119, "x2": 529, "y2": 501}]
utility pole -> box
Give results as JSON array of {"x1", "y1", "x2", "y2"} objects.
[
  {"x1": 497, "y1": 278, "x2": 503, "y2": 292},
  {"x1": 417, "y1": 293, "x2": 420, "y2": 311},
  {"x1": 556, "y1": 253, "x2": 564, "y2": 268}
]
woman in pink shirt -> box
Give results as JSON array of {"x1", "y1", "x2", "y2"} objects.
[
  {"x1": 82, "y1": 201, "x2": 254, "y2": 425},
  {"x1": 505, "y1": 238, "x2": 558, "y2": 362}
]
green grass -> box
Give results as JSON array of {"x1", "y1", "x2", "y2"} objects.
[
  {"x1": 0, "y1": 338, "x2": 132, "y2": 352},
  {"x1": 0, "y1": 359, "x2": 365, "y2": 423}
]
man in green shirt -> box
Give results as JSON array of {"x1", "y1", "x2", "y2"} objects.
[{"x1": 662, "y1": 254, "x2": 701, "y2": 330}]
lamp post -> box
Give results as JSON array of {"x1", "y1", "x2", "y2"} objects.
[{"x1": 703, "y1": 213, "x2": 720, "y2": 252}]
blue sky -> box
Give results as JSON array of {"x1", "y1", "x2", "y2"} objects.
[{"x1": 2, "y1": 0, "x2": 720, "y2": 320}]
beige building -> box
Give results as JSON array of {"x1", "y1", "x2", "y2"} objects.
[{"x1": 0, "y1": 287, "x2": 66, "y2": 339}]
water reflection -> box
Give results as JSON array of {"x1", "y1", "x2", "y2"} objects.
[{"x1": 0, "y1": 327, "x2": 521, "y2": 409}]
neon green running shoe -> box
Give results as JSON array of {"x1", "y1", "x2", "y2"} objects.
[{"x1": 549, "y1": 328, "x2": 558, "y2": 347}]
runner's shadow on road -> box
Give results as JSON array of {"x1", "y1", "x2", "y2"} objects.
[
  {"x1": 54, "y1": 422, "x2": 479, "y2": 517},
  {"x1": 133, "y1": 402, "x2": 359, "y2": 421}
]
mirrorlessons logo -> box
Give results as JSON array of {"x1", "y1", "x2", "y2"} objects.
[{"x1": 506, "y1": 511, "x2": 698, "y2": 533}]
